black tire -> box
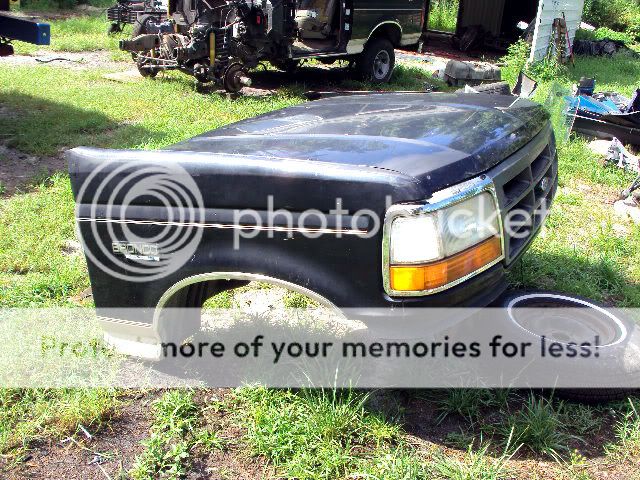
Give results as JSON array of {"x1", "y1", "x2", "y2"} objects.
[
  {"x1": 554, "y1": 388, "x2": 638, "y2": 404},
  {"x1": 107, "y1": 22, "x2": 122, "y2": 35},
  {"x1": 357, "y1": 38, "x2": 395, "y2": 83},
  {"x1": 132, "y1": 14, "x2": 158, "y2": 78},
  {"x1": 132, "y1": 14, "x2": 154, "y2": 37},
  {"x1": 493, "y1": 290, "x2": 640, "y2": 404},
  {"x1": 456, "y1": 81, "x2": 512, "y2": 95}
]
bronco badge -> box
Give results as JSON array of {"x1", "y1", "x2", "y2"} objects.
[{"x1": 112, "y1": 242, "x2": 160, "y2": 262}]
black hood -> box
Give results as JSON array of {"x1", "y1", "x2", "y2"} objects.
[{"x1": 172, "y1": 92, "x2": 549, "y2": 192}]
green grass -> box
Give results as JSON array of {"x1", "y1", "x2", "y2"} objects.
[
  {"x1": 432, "y1": 440, "x2": 516, "y2": 480},
  {"x1": 605, "y1": 399, "x2": 640, "y2": 461},
  {"x1": 0, "y1": 388, "x2": 119, "y2": 461},
  {"x1": 19, "y1": 0, "x2": 113, "y2": 11},
  {"x1": 233, "y1": 387, "x2": 426, "y2": 479},
  {"x1": 561, "y1": 403, "x2": 603, "y2": 437},
  {"x1": 428, "y1": 0, "x2": 459, "y2": 33},
  {"x1": 492, "y1": 395, "x2": 572, "y2": 456},
  {"x1": 0, "y1": 175, "x2": 88, "y2": 307},
  {"x1": 13, "y1": 14, "x2": 131, "y2": 58},
  {"x1": 130, "y1": 390, "x2": 223, "y2": 479},
  {"x1": 0, "y1": 66, "x2": 302, "y2": 156},
  {"x1": 508, "y1": 140, "x2": 640, "y2": 306},
  {"x1": 435, "y1": 389, "x2": 491, "y2": 423}
]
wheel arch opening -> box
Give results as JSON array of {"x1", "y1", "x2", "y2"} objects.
[{"x1": 368, "y1": 22, "x2": 403, "y2": 47}]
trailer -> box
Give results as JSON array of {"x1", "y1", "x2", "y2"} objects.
[{"x1": 0, "y1": 0, "x2": 50, "y2": 56}]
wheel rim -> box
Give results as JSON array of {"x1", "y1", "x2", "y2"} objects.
[
  {"x1": 372, "y1": 50, "x2": 391, "y2": 80},
  {"x1": 506, "y1": 293, "x2": 627, "y2": 347}
]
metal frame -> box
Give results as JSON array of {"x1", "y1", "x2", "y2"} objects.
[{"x1": 381, "y1": 175, "x2": 505, "y2": 297}]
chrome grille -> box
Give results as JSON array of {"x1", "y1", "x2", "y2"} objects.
[{"x1": 492, "y1": 126, "x2": 557, "y2": 263}]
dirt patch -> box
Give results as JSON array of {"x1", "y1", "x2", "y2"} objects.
[
  {"x1": 0, "y1": 50, "x2": 126, "y2": 71},
  {"x1": 190, "y1": 390, "x2": 273, "y2": 480},
  {"x1": 2, "y1": 389, "x2": 270, "y2": 480},
  {"x1": 0, "y1": 145, "x2": 66, "y2": 196},
  {"x1": 3, "y1": 391, "x2": 158, "y2": 480},
  {"x1": 192, "y1": 428, "x2": 272, "y2": 480}
]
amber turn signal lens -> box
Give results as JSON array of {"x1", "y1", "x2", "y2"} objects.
[{"x1": 390, "y1": 236, "x2": 502, "y2": 292}]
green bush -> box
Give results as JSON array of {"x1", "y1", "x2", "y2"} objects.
[
  {"x1": 582, "y1": 0, "x2": 640, "y2": 41},
  {"x1": 594, "y1": 27, "x2": 635, "y2": 45},
  {"x1": 500, "y1": 39, "x2": 567, "y2": 86},
  {"x1": 428, "y1": 0, "x2": 459, "y2": 33},
  {"x1": 575, "y1": 27, "x2": 636, "y2": 46},
  {"x1": 500, "y1": 39, "x2": 531, "y2": 86},
  {"x1": 20, "y1": 0, "x2": 77, "y2": 9}
]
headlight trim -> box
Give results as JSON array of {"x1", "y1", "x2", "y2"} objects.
[{"x1": 382, "y1": 175, "x2": 505, "y2": 297}]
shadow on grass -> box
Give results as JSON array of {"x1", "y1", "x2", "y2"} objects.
[
  {"x1": 183, "y1": 62, "x2": 438, "y2": 97},
  {"x1": 367, "y1": 387, "x2": 627, "y2": 464},
  {"x1": 0, "y1": 92, "x2": 160, "y2": 156},
  {"x1": 0, "y1": 92, "x2": 159, "y2": 193}
]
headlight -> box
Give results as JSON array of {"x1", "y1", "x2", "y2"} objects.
[{"x1": 388, "y1": 192, "x2": 502, "y2": 293}]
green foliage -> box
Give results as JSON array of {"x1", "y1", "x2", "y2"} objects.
[
  {"x1": 435, "y1": 389, "x2": 490, "y2": 423},
  {"x1": 576, "y1": 27, "x2": 637, "y2": 45},
  {"x1": 432, "y1": 440, "x2": 516, "y2": 480},
  {"x1": 561, "y1": 403, "x2": 603, "y2": 436},
  {"x1": 527, "y1": 56, "x2": 568, "y2": 83},
  {"x1": 130, "y1": 391, "x2": 223, "y2": 480},
  {"x1": 551, "y1": 449, "x2": 593, "y2": 480},
  {"x1": 283, "y1": 291, "x2": 318, "y2": 309},
  {"x1": 428, "y1": 0, "x2": 459, "y2": 33},
  {"x1": 582, "y1": 0, "x2": 640, "y2": 41},
  {"x1": 500, "y1": 39, "x2": 567, "y2": 86},
  {"x1": 0, "y1": 388, "x2": 119, "y2": 460},
  {"x1": 594, "y1": 27, "x2": 636, "y2": 45},
  {"x1": 500, "y1": 39, "x2": 532, "y2": 86},
  {"x1": 351, "y1": 448, "x2": 430, "y2": 479},
  {"x1": 605, "y1": 398, "x2": 640, "y2": 461},
  {"x1": 235, "y1": 387, "x2": 415, "y2": 480},
  {"x1": 492, "y1": 395, "x2": 572, "y2": 456}
]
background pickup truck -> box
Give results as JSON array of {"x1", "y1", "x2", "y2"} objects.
[{"x1": 68, "y1": 92, "x2": 558, "y2": 357}]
